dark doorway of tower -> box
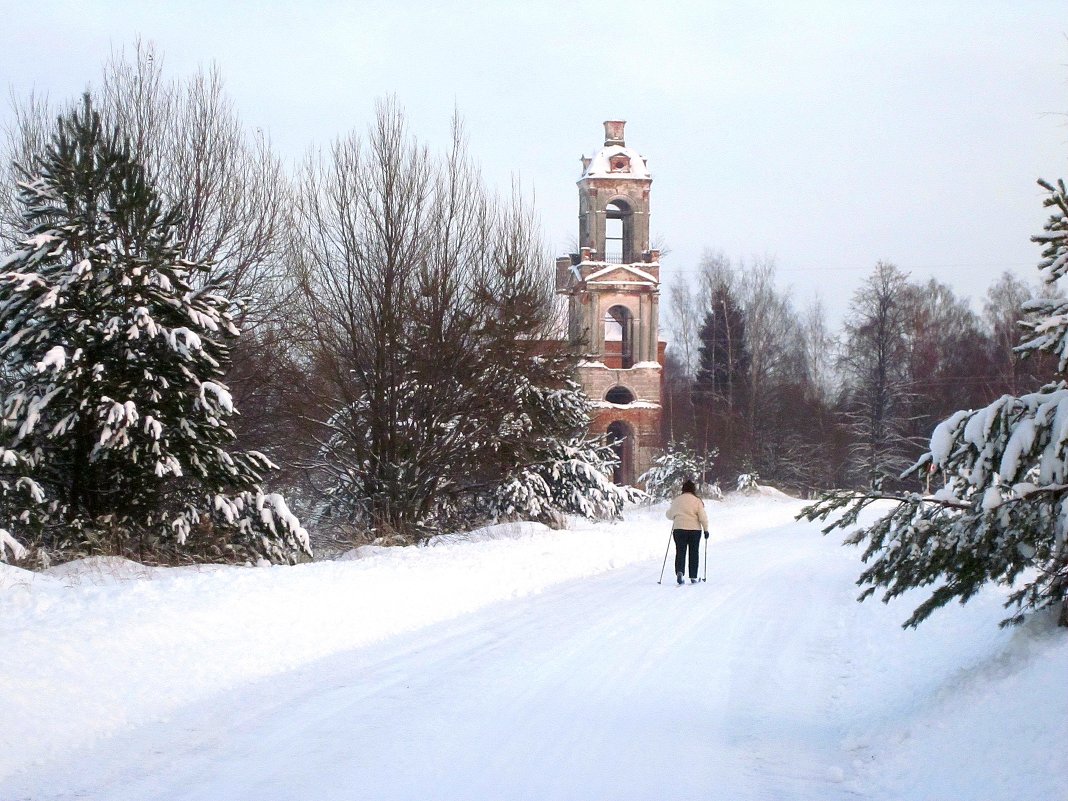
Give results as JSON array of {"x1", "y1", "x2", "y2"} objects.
[{"x1": 606, "y1": 420, "x2": 633, "y2": 485}]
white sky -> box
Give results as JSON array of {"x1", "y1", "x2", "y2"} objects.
[{"x1": 1, "y1": 1, "x2": 1065, "y2": 325}]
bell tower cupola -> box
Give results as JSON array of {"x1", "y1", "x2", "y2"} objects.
[{"x1": 577, "y1": 120, "x2": 653, "y2": 265}]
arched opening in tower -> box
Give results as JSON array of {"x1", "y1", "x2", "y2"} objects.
[
  {"x1": 606, "y1": 420, "x2": 633, "y2": 485},
  {"x1": 605, "y1": 385, "x2": 635, "y2": 404},
  {"x1": 604, "y1": 304, "x2": 634, "y2": 368},
  {"x1": 605, "y1": 199, "x2": 632, "y2": 263}
]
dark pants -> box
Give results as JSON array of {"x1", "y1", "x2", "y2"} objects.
[{"x1": 673, "y1": 529, "x2": 701, "y2": 579}]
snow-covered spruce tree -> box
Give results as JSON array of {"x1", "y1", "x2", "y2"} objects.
[
  {"x1": 487, "y1": 377, "x2": 645, "y2": 524},
  {"x1": 736, "y1": 472, "x2": 760, "y2": 495},
  {"x1": 800, "y1": 177, "x2": 1068, "y2": 628},
  {"x1": 639, "y1": 440, "x2": 712, "y2": 501},
  {"x1": 0, "y1": 95, "x2": 308, "y2": 563}
]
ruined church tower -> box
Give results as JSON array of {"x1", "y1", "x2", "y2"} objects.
[{"x1": 555, "y1": 121, "x2": 665, "y2": 485}]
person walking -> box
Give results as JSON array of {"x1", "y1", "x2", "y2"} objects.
[{"x1": 665, "y1": 479, "x2": 708, "y2": 585}]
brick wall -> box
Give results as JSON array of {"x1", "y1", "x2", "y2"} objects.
[
  {"x1": 579, "y1": 364, "x2": 661, "y2": 404},
  {"x1": 589, "y1": 404, "x2": 662, "y2": 485},
  {"x1": 577, "y1": 357, "x2": 665, "y2": 485}
]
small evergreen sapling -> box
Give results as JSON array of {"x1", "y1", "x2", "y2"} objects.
[
  {"x1": 736, "y1": 472, "x2": 760, "y2": 495},
  {"x1": 0, "y1": 95, "x2": 309, "y2": 563},
  {"x1": 800, "y1": 177, "x2": 1068, "y2": 627}
]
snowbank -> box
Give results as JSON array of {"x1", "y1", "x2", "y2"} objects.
[
  {"x1": 0, "y1": 562, "x2": 58, "y2": 591},
  {"x1": 751, "y1": 483, "x2": 796, "y2": 500},
  {"x1": 851, "y1": 611, "x2": 1067, "y2": 800},
  {"x1": 43, "y1": 556, "x2": 163, "y2": 584}
]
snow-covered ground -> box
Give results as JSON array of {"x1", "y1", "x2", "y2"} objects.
[{"x1": 1, "y1": 492, "x2": 1065, "y2": 800}]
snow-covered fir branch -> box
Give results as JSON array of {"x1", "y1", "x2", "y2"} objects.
[{"x1": 801, "y1": 176, "x2": 1068, "y2": 628}]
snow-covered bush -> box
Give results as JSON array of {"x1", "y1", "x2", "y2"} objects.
[
  {"x1": 316, "y1": 367, "x2": 642, "y2": 539},
  {"x1": 314, "y1": 377, "x2": 467, "y2": 541},
  {"x1": 638, "y1": 440, "x2": 713, "y2": 500},
  {"x1": 0, "y1": 528, "x2": 26, "y2": 563},
  {"x1": 801, "y1": 177, "x2": 1068, "y2": 628},
  {"x1": 0, "y1": 95, "x2": 309, "y2": 564},
  {"x1": 736, "y1": 473, "x2": 760, "y2": 495},
  {"x1": 490, "y1": 436, "x2": 644, "y2": 524}
]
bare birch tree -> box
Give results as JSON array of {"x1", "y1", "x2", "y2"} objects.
[
  {"x1": 666, "y1": 278, "x2": 699, "y2": 378},
  {"x1": 292, "y1": 101, "x2": 573, "y2": 542},
  {"x1": 739, "y1": 257, "x2": 798, "y2": 437},
  {"x1": 1, "y1": 40, "x2": 298, "y2": 463},
  {"x1": 839, "y1": 261, "x2": 916, "y2": 485},
  {"x1": 800, "y1": 296, "x2": 837, "y2": 404},
  {"x1": 3, "y1": 41, "x2": 288, "y2": 315}
]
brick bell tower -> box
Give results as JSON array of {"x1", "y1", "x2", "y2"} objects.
[{"x1": 555, "y1": 120, "x2": 665, "y2": 485}]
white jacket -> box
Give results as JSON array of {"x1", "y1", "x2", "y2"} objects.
[{"x1": 666, "y1": 493, "x2": 708, "y2": 531}]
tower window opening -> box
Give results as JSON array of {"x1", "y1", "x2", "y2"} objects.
[
  {"x1": 605, "y1": 216, "x2": 623, "y2": 263},
  {"x1": 605, "y1": 385, "x2": 635, "y2": 404},
  {"x1": 604, "y1": 305, "x2": 634, "y2": 368},
  {"x1": 605, "y1": 200, "x2": 631, "y2": 263}
]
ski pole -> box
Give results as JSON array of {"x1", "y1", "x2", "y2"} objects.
[
  {"x1": 657, "y1": 529, "x2": 672, "y2": 584},
  {"x1": 701, "y1": 529, "x2": 708, "y2": 582}
]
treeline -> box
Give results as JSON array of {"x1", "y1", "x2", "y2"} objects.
[
  {"x1": 2, "y1": 43, "x2": 1055, "y2": 567},
  {"x1": 0, "y1": 44, "x2": 635, "y2": 565},
  {"x1": 663, "y1": 252, "x2": 1054, "y2": 496}
]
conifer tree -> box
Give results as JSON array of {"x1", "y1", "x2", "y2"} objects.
[
  {"x1": 694, "y1": 284, "x2": 750, "y2": 407},
  {"x1": 800, "y1": 178, "x2": 1068, "y2": 628},
  {"x1": 488, "y1": 377, "x2": 645, "y2": 524},
  {"x1": 0, "y1": 95, "x2": 308, "y2": 563},
  {"x1": 639, "y1": 440, "x2": 715, "y2": 501},
  {"x1": 692, "y1": 281, "x2": 750, "y2": 477}
]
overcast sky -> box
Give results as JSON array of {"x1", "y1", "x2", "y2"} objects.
[{"x1": 1, "y1": 1, "x2": 1065, "y2": 326}]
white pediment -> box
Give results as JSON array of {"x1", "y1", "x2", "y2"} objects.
[{"x1": 585, "y1": 264, "x2": 659, "y2": 285}]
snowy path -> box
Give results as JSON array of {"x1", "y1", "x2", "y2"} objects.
[
  {"x1": 2, "y1": 497, "x2": 1065, "y2": 800},
  {"x1": 9, "y1": 521, "x2": 859, "y2": 800}
]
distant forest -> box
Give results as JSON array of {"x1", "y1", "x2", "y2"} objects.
[{"x1": 661, "y1": 252, "x2": 1054, "y2": 496}]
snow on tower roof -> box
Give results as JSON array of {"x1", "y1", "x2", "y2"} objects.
[{"x1": 581, "y1": 144, "x2": 651, "y2": 180}]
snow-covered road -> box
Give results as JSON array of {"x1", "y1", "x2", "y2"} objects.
[{"x1": 2, "y1": 495, "x2": 1065, "y2": 800}]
